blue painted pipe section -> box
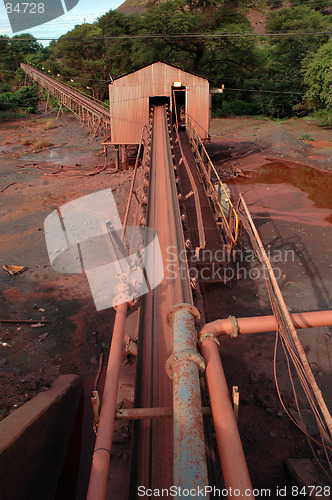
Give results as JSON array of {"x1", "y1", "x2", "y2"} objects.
[{"x1": 171, "y1": 305, "x2": 209, "y2": 499}]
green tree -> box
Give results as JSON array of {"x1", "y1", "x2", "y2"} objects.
[
  {"x1": 266, "y1": 6, "x2": 331, "y2": 77},
  {"x1": 130, "y1": 0, "x2": 204, "y2": 71},
  {"x1": 0, "y1": 34, "x2": 40, "y2": 82},
  {"x1": 260, "y1": 6, "x2": 331, "y2": 117},
  {"x1": 55, "y1": 23, "x2": 111, "y2": 100},
  {"x1": 303, "y1": 37, "x2": 332, "y2": 112},
  {"x1": 98, "y1": 10, "x2": 136, "y2": 78}
]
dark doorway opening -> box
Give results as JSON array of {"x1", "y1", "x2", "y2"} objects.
[
  {"x1": 171, "y1": 86, "x2": 186, "y2": 129},
  {"x1": 149, "y1": 96, "x2": 170, "y2": 107}
]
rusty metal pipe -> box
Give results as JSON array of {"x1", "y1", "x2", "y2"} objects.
[
  {"x1": 200, "y1": 338, "x2": 255, "y2": 499},
  {"x1": 167, "y1": 304, "x2": 209, "y2": 499},
  {"x1": 87, "y1": 301, "x2": 128, "y2": 500},
  {"x1": 202, "y1": 310, "x2": 332, "y2": 338}
]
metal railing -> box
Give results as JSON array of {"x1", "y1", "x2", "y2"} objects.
[
  {"x1": 173, "y1": 90, "x2": 206, "y2": 257},
  {"x1": 20, "y1": 63, "x2": 111, "y2": 136},
  {"x1": 186, "y1": 116, "x2": 239, "y2": 253},
  {"x1": 237, "y1": 194, "x2": 332, "y2": 445}
]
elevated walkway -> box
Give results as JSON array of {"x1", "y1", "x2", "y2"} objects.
[
  {"x1": 173, "y1": 129, "x2": 227, "y2": 282},
  {"x1": 20, "y1": 63, "x2": 111, "y2": 137}
]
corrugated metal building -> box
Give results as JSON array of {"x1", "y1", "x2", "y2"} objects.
[{"x1": 109, "y1": 61, "x2": 210, "y2": 145}]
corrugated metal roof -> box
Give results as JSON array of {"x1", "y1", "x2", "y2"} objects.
[{"x1": 113, "y1": 60, "x2": 210, "y2": 83}]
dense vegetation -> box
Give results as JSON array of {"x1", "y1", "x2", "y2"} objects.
[
  {"x1": 0, "y1": 34, "x2": 48, "y2": 117},
  {"x1": 0, "y1": 0, "x2": 331, "y2": 121}
]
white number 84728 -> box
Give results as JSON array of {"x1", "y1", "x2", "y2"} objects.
[{"x1": 5, "y1": 3, "x2": 45, "y2": 14}]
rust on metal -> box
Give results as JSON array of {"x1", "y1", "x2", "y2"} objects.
[
  {"x1": 115, "y1": 407, "x2": 212, "y2": 420},
  {"x1": 201, "y1": 310, "x2": 332, "y2": 338},
  {"x1": 87, "y1": 301, "x2": 128, "y2": 500},
  {"x1": 200, "y1": 335, "x2": 255, "y2": 499},
  {"x1": 170, "y1": 304, "x2": 209, "y2": 498}
]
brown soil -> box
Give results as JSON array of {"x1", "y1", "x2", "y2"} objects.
[
  {"x1": 0, "y1": 110, "x2": 134, "y2": 424},
  {"x1": 1, "y1": 110, "x2": 331, "y2": 496}
]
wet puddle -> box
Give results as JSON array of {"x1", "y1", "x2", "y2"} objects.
[{"x1": 229, "y1": 161, "x2": 332, "y2": 226}]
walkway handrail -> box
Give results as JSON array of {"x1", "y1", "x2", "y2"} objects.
[
  {"x1": 21, "y1": 63, "x2": 109, "y2": 111},
  {"x1": 186, "y1": 116, "x2": 239, "y2": 249},
  {"x1": 121, "y1": 124, "x2": 149, "y2": 241},
  {"x1": 237, "y1": 194, "x2": 332, "y2": 442},
  {"x1": 20, "y1": 63, "x2": 111, "y2": 136},
  {"x1": 173, "y1": 90, "x2": 206, "y2": 256}
]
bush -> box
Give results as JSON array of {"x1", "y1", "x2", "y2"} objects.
[
  {"x1": 32, "y1": 137, "x2": 53, "y2": 150},
  {"x1": 267, "y1": 0, "x2": 283, "y2": 8},
  {"x1": 222, "y1": 99, "x2": 261, "y2": 116},
  {"x1": 14, "y1": 86, "x2": 39, "y2": 112},
  {"x1": 212, "y1": 94, "x2": 261, "y2": 117},
  {"x1": 0, "y1": 93, "x2": 14, "y2": 111},
  {"x1": 0, "y1": 83, "x2": 11, "y2": 93},
  {"x1": 0, "y1": 85, "x2": 39, "y2": 113}
]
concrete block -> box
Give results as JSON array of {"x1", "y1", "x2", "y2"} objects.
[
  {"x1": 285, "y1": 458, "x2": 332, "y2": 500},
  {"x1": 0, "y1": 374, "x2": 82, "y2": 500}
]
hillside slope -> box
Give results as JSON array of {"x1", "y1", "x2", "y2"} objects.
[{"x1": 116, "y1": 0, "x2": 269, "y2": 33}]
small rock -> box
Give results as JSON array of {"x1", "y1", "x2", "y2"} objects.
[
  {"x1": 38, "y1": 333, "x2": 49, "y2": 342},
  {"x1": 90, "y1": 356, "x2": 98, "y2": 365},
  {"x1": 269, "y1": 431, "x2": 276, "y2": 438},
  {"x1": 39, "y1": 308, "x2": 45, "y2": 312},
  {"x1": 319, "y1": 334, "x2": 330, "y2": 343},
  {"x1": 0, "y1": 357, "x2": 8, "y2": 366}
]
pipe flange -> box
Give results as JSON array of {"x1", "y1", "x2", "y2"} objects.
[
  {"x1": 166, "y1": 303, "x2": 200, "y2": 328},
  {"x1": 197, "y1": 332, "x2": 220, "y2": 348},
  {"x1": 228, "y1": 315, "x2": 239, "y2": 337},
  {"x1": 166, "y1": 350, "x2": 206, "y2": 379}
]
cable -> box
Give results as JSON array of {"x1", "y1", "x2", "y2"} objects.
[
  {"x1": 7, "y1": 30, "x2": 332, "y2": 42},
  {"x1": 224, "y1": 88, "x2": 305, "y2": 95}
]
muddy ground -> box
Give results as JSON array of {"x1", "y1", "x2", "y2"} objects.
[{"x1": 1, "y1": 109, "x2": 332, "y2": 498}]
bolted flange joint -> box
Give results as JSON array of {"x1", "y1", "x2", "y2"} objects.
[
  {"x1": 166, "y1": 303, "x2": 200, "y2": 328},
  {"x1": 197, "y1": 332, "x2": 220, "y2": 349},
  {"x1": 166, "y1": 350, "x2": 206, "y2": 379}
]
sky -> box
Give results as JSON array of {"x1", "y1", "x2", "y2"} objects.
[{"x1": 0, "y1": 0, "x2": 123, "y2": 42}]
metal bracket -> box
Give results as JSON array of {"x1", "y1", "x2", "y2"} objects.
[
  {"x1": 197, "y1": 332, "x2": 220, "y2": 348},
  {"x1": 166, "y1": 350, "x2": 206, "y2": 379},
  {"x1": 228, "y1": 315, "x2": 239, "y2": 337},
  {"x1": 185, "y1": 190, "x2": 194, "y2": 200}
]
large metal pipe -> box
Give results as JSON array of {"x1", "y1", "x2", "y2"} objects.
[
  {"x1": 198, "y1": 308, "x2": 332, "y2": 498},
  {"x1": 167, "y1": 304, "x2": 209, "y2": 499},
  {"x1": 202, "y1": 310, "x2": 332, "y2": 338},
  {"x1": 199, "y1": 337, "x2": 255, "y2": 499},
  {"x1": 87, "y1": 301, "x2": 128, "y2": 500}
]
